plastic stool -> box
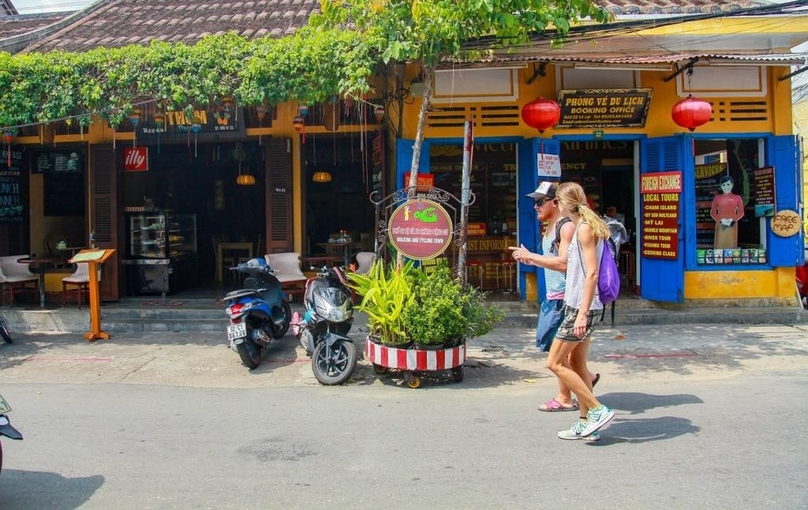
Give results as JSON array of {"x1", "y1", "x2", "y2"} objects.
[{"x1": 466, "y1": 260, "x2": 484, "y2": 289}]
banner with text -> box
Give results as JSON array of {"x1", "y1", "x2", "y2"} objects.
[{"x1": 641, "y1": 171, "x2": 682, "y2": 260}]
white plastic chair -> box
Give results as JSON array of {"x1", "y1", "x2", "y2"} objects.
[{"x1": 62, "y1": 263, "x2": 101, "y2": 309}]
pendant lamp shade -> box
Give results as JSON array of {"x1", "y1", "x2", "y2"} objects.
[{"x1": 312, "y1": 171, "x2": 332, "y2": 183}]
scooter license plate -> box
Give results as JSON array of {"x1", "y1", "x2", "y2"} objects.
[{"x1": 227, "y1": 323, "x2": 247, "y2": 341}]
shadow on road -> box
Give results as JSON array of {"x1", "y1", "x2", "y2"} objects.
[
  {"x1": 601, "y1": 391, "x2": 704, "y2": 414},
  {"x1": 0, "y1": 470, "x2": 103, "y2": 509},
  {"x1": 588, "y1": 416, "x2": 700, "y2": 445}
]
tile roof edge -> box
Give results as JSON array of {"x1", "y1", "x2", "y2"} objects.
[{"x1": 18, "y1": 0, "x2": 115, "y2": 54}]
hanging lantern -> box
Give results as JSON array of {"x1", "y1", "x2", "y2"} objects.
[
  {"x1": 671, "y1": 96, "x2": 712, "y2": 132},
  {"x1": 222, "y1": 96, "x2": 234, "y2": 112},
  {"x1": 3, "y1": 128, "x2": 13, "y2": 167},
  {"x1": 128, "y1": 108, "x2": 141, "y2": 127},
  {"x1": 293, "y1": 116, "x2": 304, "y2": 132},
  {"x1": 298, "y1": 104, "x2": 309, "y2": 118},
  {"x1": 312, "y1": 171, "x2": 332, "y2": 183},
  {"x1": 256, "y1": 105, "x2": 267, "y2": 122},
  {"x1": 153, "y1": 112, "x2": 165, "y2": 129},
  {"x1": 191, "y1": 123, "x2": 201, "y2": 158},
  {"x1": 521, "y1": 97, "x2": 561, "y2": 134},
  {"x1": 374, "y1": 105, "x2": 385, "y2": 123},
  {"x1": 236, "y1": 174, "x2": 256, "y2": 186}
]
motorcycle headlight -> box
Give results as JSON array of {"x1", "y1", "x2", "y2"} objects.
[{"x1": 313, "y1": 293, "x2": 351, "y2": 322}]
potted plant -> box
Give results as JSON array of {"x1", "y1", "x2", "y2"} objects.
[
  {"x1": 348, "y1": 260, "x2": 504, "y2": 348},
  {"x1": 347, "y1": 259, "x2": 419, "y2": 347}
]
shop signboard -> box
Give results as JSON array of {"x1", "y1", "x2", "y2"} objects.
[
  {"x1": 536, "y1": 153, "x2": 561, "y2": 178},
  {"x1": 34, "y1": 150, "x2": 83, "y2": 173},
  {"x1": 0, "y1": 146, "x2": 23, "y2": 222},
  {"x1": 388, "y1": 198, "x2": 453, "y2": 260},
  {"x1": 640, "y1": 171, "x2": 682, "y2": 260},
  {"x1": 138, "y1": 102, "x2": 245, "y2": 140},
  {"x1": 404, "y1": 172, "x2": 434, "y2": 192},
  {"x1": 753, "y1": 166, "x2": 775, "y2": 217},
  {"x1": 557, "y1": 89, "x2": 652, "y2": 128},
  {"x1": 124, "y1": 147, "x2": 149, "y2": 172}
]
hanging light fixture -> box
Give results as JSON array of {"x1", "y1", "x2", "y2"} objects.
[
  {"x1": 236, "y1": 174, "x2": 256, "y2": 186},
  {"x1": 128, "y1": 108, "x2": 141, "y2": 147},
  {"x1": 3, "y1": 128, "x2": 14, "y2": 167},
  {"x1": 671, "y1": 96, "x2": 712, "y2": 132},
  {"x1": 312, "y1": 171, "x2": 332, "y2": 183},
  {"x1": 520, "y1": 97, "x2": 561, "y2": 134},
  {"x1": 374, "y1": 104, "x2": 385, "y2": 123}
]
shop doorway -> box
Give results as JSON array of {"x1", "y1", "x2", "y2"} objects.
[
  {"x1": 560, "y1": 139, "x2": 637, "y2": 291},
  {"x1": 303, "y1": 133, "x2": 378, "y2": 261},
  {"x1": 122, "y1": 141, "x2": 266, "y2": 292}
]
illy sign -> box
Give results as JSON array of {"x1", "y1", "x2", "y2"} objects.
[{"x1": 124, "y1": 147, "x2": 149, "y2": 172}]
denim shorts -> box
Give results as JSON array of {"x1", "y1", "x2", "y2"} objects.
[
  {"x1": 555, "y1": 305, "x2": 598, "y2": 342},
  {"x1": 536, "y1": 298, "x2": 564, "y2": 352}
]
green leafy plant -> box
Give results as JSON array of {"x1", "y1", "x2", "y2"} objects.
[
  {"x1": 347, "y1": 259, "x2": 421, "y2": 346},
  {"x1": 349, "y1": 260, "x2": 504, "y2": 347},
  {"x1": 403, "y1": 266, "x2": 504, "y2": 346}
]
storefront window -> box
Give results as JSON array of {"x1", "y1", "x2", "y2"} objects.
[
  {"x1": 694, "y1": 138, "x2": 766, "y2": 265},
  {"x1": 429, "y1": 143, "x2": 517, "y2": 235}
]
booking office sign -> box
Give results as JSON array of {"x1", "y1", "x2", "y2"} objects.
[{"x1": 388, "y1": 198, "x2": 453, "y2": 260}]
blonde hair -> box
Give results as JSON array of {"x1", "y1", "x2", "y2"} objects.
[{"x1": 556, "y1": 182, "x2": 610, "y2": 240}]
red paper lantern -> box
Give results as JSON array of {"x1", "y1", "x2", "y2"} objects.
[
  {"x1": 521, "y1": 97, "x2": 561, "y2": 134},
  {"x1": 293, "y1": 116, "x2": 304, "y2": 132},
  {"x1": 671, "y1": 96, "x2": 712, "y2": 132}
]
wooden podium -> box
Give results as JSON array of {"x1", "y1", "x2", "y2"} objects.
[{"x1": 70, "y1": 248, "x2": 115, "y2": 341}]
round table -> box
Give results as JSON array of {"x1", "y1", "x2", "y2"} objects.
[{"x1": 16, "y1": 257, "x2": 57, "y2": 308}]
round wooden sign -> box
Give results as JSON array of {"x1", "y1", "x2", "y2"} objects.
[
  {"x1": 388, "y1": 198, "x2": 453, "y2": 260},
  {"x1": 770, "y1": 209, "x2": 802, "y2": 238}
]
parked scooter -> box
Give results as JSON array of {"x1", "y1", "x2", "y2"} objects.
[
  {"x1": 0, "y1": 394, "x2": 23, "y2": 476},
  {"x1": 222, "y1": 258, "x2": 291, "y2": 369},
  {"x1": 292, "y1": 265, "x2": 357, "y2": 385}
]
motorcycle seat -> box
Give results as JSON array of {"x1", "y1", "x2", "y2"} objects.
[{"x1": 223, "y1": 289, "x2": 264, "y2": 300}]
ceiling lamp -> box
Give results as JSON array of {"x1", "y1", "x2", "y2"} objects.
[
  {"x1": 236, "y1": 174, "x2": 256, "y2": 186},
  {"x1": 671, "y1": 96, "x2": 712, "y2": 132},
  {"x1": 312, "y1": 171, "x2": 332, "y2": 183},
  {"x1": 521, "y1": 97, "x2": 561, "y2": 134}
]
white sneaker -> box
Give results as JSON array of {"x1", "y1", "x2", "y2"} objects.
[
  {"x1": 557, "y1": 420, "x2": 601, "y2": 441},
  {"x1": 581, "y1": 405, "x2": 614, "y2": 437}
]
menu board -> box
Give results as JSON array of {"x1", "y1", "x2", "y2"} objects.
[
  {"x1": 0, "y1": 146, "x2": 23, "y2": 222},
  {"x1": 694, "y1": 162, "x2": 726, "y2": 248},
  {"x1": 35, "y1": 150, "x2": 83, "y2": 173},
  {"x1": 640, "y1": 171, "x2": 682, "y2": 259},
  {"x1": 753, "y1": 166, "x2": 775, "y2": 217}
]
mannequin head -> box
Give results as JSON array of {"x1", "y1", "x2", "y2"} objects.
[{"x1": 719, "y1": 175, "x2": 734, "y2": 194}]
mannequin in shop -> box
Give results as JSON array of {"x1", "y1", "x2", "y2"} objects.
[{"x1": 710, "y1": 175, "x2": 745, "y2": 249}]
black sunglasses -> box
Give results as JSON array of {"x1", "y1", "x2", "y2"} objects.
[{"x1": 534, "y1": 197, "x2": 555, "y2": 206}]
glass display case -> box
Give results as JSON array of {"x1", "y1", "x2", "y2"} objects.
[
  {"x1": 128, "y1": 212, "x2": 196, "y2": 259},
  {"x1": 124, "y1": 212, "x2": 198, "y2": 295}
]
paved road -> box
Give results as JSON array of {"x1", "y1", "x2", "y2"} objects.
[{"x1": 0, "y1": 323, "x2": 806, "y2": 508}]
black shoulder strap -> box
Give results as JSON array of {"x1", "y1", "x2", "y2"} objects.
[{"x1": 551, "y1": 217, "x2": 571, "y2": 255}]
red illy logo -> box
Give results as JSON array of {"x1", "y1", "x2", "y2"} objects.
[{"x1": 124, "y1": 147, "x2": 149, "y2": 172}]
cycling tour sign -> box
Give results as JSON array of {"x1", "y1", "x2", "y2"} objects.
[{"x1": 388, "y1": 198, "x2": 453, "y2": 260}]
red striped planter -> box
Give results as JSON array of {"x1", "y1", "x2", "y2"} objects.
[{"x1": 365, "y1": 338, "x2": 466, "y2": 372}]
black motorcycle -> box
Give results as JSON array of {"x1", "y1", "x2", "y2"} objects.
[
  {"x1": 0, "y1": 394, "x2": 22, "y2": 476},
  {"x1": 222, "y1": 258, "x2": 292, "y2": 369},
  {"x1": 291, "y1": 265, "x2": 357, "y2": 385}
]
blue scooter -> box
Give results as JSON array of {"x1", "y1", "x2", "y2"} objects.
[{"x1": 222, "y1": 258, "x2": 291, "y2": 369}]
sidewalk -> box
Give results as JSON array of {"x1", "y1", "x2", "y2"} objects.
[{"x1": 1, "y1": 320, "x2": 806, "y2": 390}]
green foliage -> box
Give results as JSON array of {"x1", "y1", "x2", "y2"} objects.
[
  {"x1": 346, "y1": 259, "x2": 421, "y2": 345},
  {"x1": 348, "y1": 260, "x2": 504, "y2": 346},
  {"x1": 402, "y1": 266, "x2": 504, "y2": 345},
  {"x1": 0, "y1": 29, "x2": 375, "y2": 128}
]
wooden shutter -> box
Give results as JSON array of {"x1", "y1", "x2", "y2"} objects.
[
  {"x1": 265, "y1": 138, "x2": 293, "y2": 253},
  {"x1": 89, "y1": 145, "x2": 122, "y2": 301}
]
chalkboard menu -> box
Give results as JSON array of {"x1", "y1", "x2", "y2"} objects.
[
  {"x1": 35, "y1": 150, "x2": 83, "y2": 173},
  {"x1": 694, "y1": 162, "x2": 726, "y2": 248},
  {"x1": 0, "y1": 146, "x2": 24, "y2": 223},
  {"x1": 44, "y1": 171, "x2": 85, "y2": 216}
]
